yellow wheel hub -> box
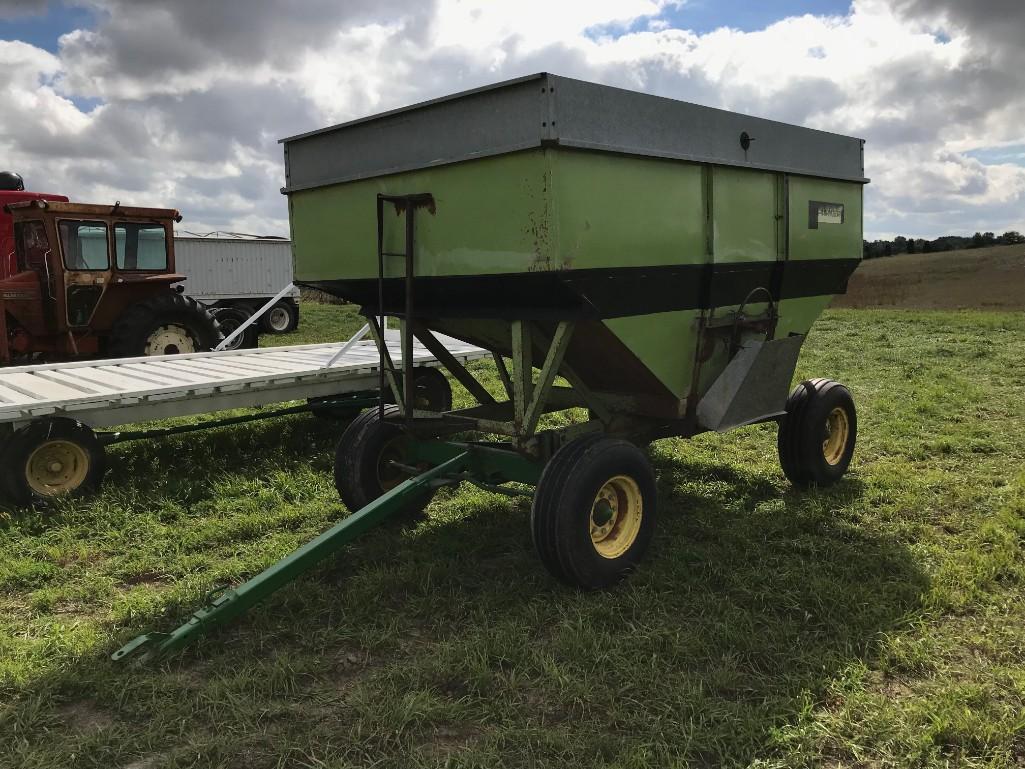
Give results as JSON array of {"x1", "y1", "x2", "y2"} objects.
[
  {"x1": 25, "y1": 440, "x2": 90, "y2": 497},
  {"x1": 822, "y1": 406, "x2": 850, "y2": 466},
  {"x1": 144, "y1": 325, "x2": 196, "y2": 356},
  {"x1": 589, "y1": 475, "x2": 643, "y2": 559}
]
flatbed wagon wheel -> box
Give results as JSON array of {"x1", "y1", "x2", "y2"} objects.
[
  {"x1": 531, "y1": 435, "x2": 657, "y2": 589},
  {"x1": 3, "y1": 418, "x2": 106, "y2": 506},
  {"x1": 333, "y1": 405, "x2": 436, "y2": 519},
  {"x1": 777, "y1": 378, "x2": 857, "y2": 487}
]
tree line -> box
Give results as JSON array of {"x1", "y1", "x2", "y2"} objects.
[{"x1": 862, "y1": 230, "x2": 1025, "y2": 258}]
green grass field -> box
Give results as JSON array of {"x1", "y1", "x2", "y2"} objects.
[{"x1": 1, "y1": 304, "x2": 1024, "y2": 768}]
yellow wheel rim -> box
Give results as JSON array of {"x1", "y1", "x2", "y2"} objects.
[
  {"x1": 25, "y1": 440, "x2": 90, "y2": 497},
  {"x1": 589, "y1": 475, "x2": 643, "y2": 559},
  {"x1": 822, "y1": 406, "x2": 850, "y2": 466},
  {"x1": 144, "y1": 325, "x2": 196, "y2": 356}
]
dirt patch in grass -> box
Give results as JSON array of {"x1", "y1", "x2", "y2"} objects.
[
  {"x1": 324, "y1": 648, "x2": 377, "y2": 691},
  {"x1": 418, "y1": 724, "x2": 484, "y2": 759},
  {"x1": 120, "y1": 755, "x2": 168, "y2": 769},
  {"x1": 57, "y1": 700, "x2": 117, "y2": 733}
]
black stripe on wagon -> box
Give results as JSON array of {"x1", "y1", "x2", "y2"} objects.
[{"x1": 303, "y1": 258, "x2": 860, "y2": 321}]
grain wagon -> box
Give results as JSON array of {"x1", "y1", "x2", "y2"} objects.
[{"x1": 115, "y1": 74, "x2": 866, "y2": 661}]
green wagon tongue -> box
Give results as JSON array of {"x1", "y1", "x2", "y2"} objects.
[
  {"x1": 111, "y1": 451, "x2": 472, "y2": 664},
  {"x1": 111, "y1": 442, "x2": 543, "y2": 664}
]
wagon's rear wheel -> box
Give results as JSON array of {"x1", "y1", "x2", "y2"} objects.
[
  {"x1": 2, "y1": 418, "x2": 106, "y2": 506},
  {"x1": 333, "y1": 405, "x2": 435, "y2": 519},
  {"x1": 777, "y1": 378, "x2": 857, "y2": 487},
  {"x1": 531, "y1": 435, "x2": 657, "y2": 589},
  {"x1": 408, "y1": 367, "x2": 452, "y2": 412}
]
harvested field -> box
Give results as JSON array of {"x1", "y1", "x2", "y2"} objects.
[{"x1": 835, "y1": 244, "x2": 1025, "y2": 310}]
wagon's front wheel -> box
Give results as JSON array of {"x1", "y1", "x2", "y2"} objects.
[
  {"x1": 777, "y1": 378, "x2": 857, "y2": 487},
  {"x1": 531, "y1": 435, "x2": 657, "y2": 589}
]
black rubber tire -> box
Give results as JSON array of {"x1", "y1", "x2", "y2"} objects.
[
  {"x1": 531, "y1": 435, "x2": 657, "y2": 590},
  {"x1": 333, "y1": 405, "x2": 435, "y2": 518},
  {"x1": 777, "y1": 378, "x2": 857, "y2": 487},
  {"x1": 260, "y1": 300, "x2": 299, "y2": 334},
  {"x1": 107, "y1": 293, "x2": 223, "y2": 357},
  {"x1": 409, "y1": 367, "x2": 452, "y2": 412},
  {"x1": 213, "y1": 306, "x2": 259, "y2": 350},
  {"x1": 0, "y1": 432, "x2": 18, "y2": 503},
  {"x1": 3, "y1": 418, "x2": 106, "y2": 507}
]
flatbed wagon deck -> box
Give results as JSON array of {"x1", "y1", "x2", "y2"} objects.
[
  {"x1": 0, "y1": 333, "x2": 483, "y2": 428},
  {"x1": 0, "y1": 332, "x2": 486, "y2": 504}
]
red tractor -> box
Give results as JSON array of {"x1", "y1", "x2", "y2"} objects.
[{"x1": 1, "y1": 172, "x2": 222, "y2": 364}]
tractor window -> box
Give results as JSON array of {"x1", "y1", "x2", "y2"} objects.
[
  {"x1": 58, "y1": 220, "x2": 110, "y2": 271},
  {"x1": 115, "y1": 222, "x2": 168, "y2": 271},
  {"x1": 13, "y1": 220, "x2": 51, "y2": 273}
]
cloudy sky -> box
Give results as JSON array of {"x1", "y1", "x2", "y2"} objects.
[{"x1": 0, "y1": 0, "x2": 1022, "y2": 239}]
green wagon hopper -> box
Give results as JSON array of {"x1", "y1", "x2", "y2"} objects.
[{"x1": 115, "y1": 74, "x2": 866, "y2": 662}]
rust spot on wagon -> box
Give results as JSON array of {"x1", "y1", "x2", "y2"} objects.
[{"x1": 526, "y1": 167, "x2": 555, "y2": 271}]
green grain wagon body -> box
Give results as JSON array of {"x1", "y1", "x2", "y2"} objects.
[{"x1": 283, "y1": 73, "x2": 864, "y2": 428}]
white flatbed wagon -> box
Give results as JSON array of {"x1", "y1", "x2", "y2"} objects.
[{"x1": 0, "y1": 331, "x2": 487, "y2": 505}]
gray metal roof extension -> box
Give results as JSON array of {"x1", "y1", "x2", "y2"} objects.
[{"x1": 280, "y1": 73, "x2": 867, "y2": 194}]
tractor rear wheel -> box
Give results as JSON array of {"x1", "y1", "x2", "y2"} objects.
[
  {"x1": 2, "y1": 418, "x2": 106, "y2": 506},
  {"x1": 777, "y1": 378, "x2": 857, "y2": 486},
  {"x1": 531, "y1": 434, "x2": 657, "y2": 589},
  {"x1": 333, "y1": 405, "x2": 435, "y2": 519},
  {"x1": 107, "y1": 294, "x2": 223, "y2": 358}
]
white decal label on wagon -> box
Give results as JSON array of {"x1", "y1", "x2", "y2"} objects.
[
  {"x1": 808, "y1": 201, "x2": 845, "y2": 229},
  {"x1": 818, "y1": 204, "x2": 844, "y2": 224}
]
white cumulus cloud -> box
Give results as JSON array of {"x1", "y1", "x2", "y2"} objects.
[{"x1": 0, "y1": 0, "x2": 1021, "y2": 238}]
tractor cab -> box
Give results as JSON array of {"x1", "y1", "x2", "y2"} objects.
[{"x1": 1, "y1": 200, "x2": 221, "y2": 363}]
